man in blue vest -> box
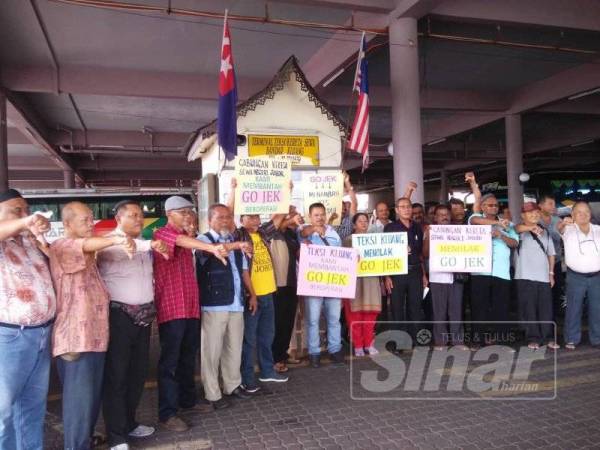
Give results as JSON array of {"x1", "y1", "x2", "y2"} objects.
[{"x1": 197, "y1": 204, "x2": 256, "y2": 409}]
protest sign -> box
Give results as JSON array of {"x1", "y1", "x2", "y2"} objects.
[
  {"x1": 352, "y1": 232, "x2": 408, "y2": 277},
  {"x1": 302, "y1": 171, "x2": 344, "y2": 225},
  {"x1": 297, "y1": 243, "x2": 358, "y2": 299},
  {"x1": 234, "y1": 156, "x2": 291, "y2": 215},
  {"x1": 429, "y1": 225, "x2": 492, "y2": 273}
]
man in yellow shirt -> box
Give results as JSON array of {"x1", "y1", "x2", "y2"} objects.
[{"x1": 234, "y1": 214, "x2": 289, "y2": 392}]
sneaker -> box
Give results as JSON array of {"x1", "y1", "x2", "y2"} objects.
[
  {"x1": 211, "y1": 397, "x2": 232, "y2": 409},
  {"x1": 259, "y1": 373, "x2": 289, "y2": 383},
  {"x1": 309, "y1": 355, "x2": 321, "y2": 368},
  {"x1": 128, "y1": 424, "x2": 155, "y2": 438},
  {"x1": 365, "y1": 346, "x2": 379, "y2": 355},
  {"x1": 182, "y1": 399, "x2": 214, "y2": 414},
  {"x1": 241, "y1": 384, "x2": 261, "y2": 393},
  {"x1": 330, "y1": 350, "x2": 345, "y2": 364},
  {"x1": 354, "y1": 348, "x2": 365, "y2": 357},
  {"x1": 159, "y1": 416, "x2": 188, "y2": 432},
  {"x1": 110, "y1": 444, "x2": 129, "y2": 450},
  {"x1": 228, "y1": 386, "x2": 252, "y2": 400}
]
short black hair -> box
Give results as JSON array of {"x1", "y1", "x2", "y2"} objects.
[
  {"x1": 208, "y1": 203, "x2": 229, "y2": 221},
  {"x1": 433, "y1": 204, "x2": 450, "y2": 215},
  {"x1": 309, "y1": 202, "x2": 326, "y2": 214},
  {"x1": 352, "y1": 212, "x2": 369, "y2": 225},
  {"x1": 538, "y1": 193, "x2": 555, "y2": 204},
  {"x1": 113, "y1": 199, "x2": 140, "y2": 215},
  {"x1": 412, "y1": 202, "x2": 424, "y2": 210},
  {"x1": 449, "y1": 198, "x2": 464, "y2": 207}
]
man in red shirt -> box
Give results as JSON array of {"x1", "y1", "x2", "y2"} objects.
[{"x1": 153, "y1": 196, "x2": 249, "y2": 433}]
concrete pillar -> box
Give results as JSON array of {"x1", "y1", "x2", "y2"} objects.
[
  {"x1": 505, "y1": 114, "x2": 524, "y2": 220},
  {"x1": 63, "y1": 169, "x2": 75, "y2": 189},
  {"x1": 389, "y1": 17, "x2": 424, "y2": 203},
  {"x1": 439, "y1": 169, "x2": 448, "y2": 204},
  {"x1": 0, "y1": 91, "x2": 8, "y2": 192}
]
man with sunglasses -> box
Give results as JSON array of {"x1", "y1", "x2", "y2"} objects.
[
  {"x1": 559, "y1": 201, "x2": 600, "y2": 350},
  {"x1": 468, "y1": 190, "x2": 519, "y2": 348}
]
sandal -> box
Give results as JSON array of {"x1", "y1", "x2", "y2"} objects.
[
  {"x1": 91, "y1": 433, "x2": 106, "y2": 448},
  {"x1": 547, "y1": 342, "x2": 560, "y2": 350},
  {"x1": 528, "y1": 342, "x2": 540, "y2": 350},
  {"x1": 565, "y1": 343, "x2": 576, "y2": 350},
  {"x1": 274, "y1": 362, "x2": 289, "y2": 373},
  {"x1": 286, "y1": 357, "x2": 301, "y2": 365}
]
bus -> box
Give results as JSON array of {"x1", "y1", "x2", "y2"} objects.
[{"x1": 21, "y1": 188, "x2": 196, "y2": 242}]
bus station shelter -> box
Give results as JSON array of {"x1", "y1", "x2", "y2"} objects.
[{"x1": 1, "y1": 1, "x2": 600, "y2": 449}]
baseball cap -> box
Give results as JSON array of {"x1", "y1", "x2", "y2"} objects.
[
  {"x1": 521, "y1": 202, "x2": 540, "y2": 213},
  {"x1": 164, "y1": 196, "x2": 194, "y2": 212}
]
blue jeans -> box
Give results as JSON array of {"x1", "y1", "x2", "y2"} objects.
[
  {"x1": 242, "y1": 294, "x2": 276, "y2": 387},
  {"x1": 0, "y1": 323, "x2": 52, "y2": 450},
  {"x1": 56, "y1": 352, "x2": 105, "y2": 450},
  {"x1": 565, "y1": 270, "x2": 600, "y2": 345},
  {"x1": 304, "y1": 297, "x2": 342, "y2": 356}
]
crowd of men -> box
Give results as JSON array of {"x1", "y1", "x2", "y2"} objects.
[{"x1": 0, "y1": 170, "x2": 599, "y2": 450}]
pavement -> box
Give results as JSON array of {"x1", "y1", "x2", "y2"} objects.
[{"x1": 43, "y1": 343, "x2": 600, "y2": 450}]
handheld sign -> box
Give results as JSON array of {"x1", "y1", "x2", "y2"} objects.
[
  {"x1": 297, "y1": 243, "x2": 358, "y2": 299},
  {"x1": 302, "y1": 171, "x2": 344, "y2": 225},
  {"x1": 234, "y1": 156, "x2": 291, "y2": 215},
  {"x1": 429, "y1": 225, "x2": 492, "y2": 273},
  {"x1": 352, "y1": 232, "x2": 408, "y2": 277}
]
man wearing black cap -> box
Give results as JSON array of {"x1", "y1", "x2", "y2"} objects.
[{"x1": 0, "y1": 189, "x2": 56, "y2": 450}]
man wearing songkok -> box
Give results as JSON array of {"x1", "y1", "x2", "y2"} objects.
[{"x1": 0, "y1": 189, "x2": 55, "y2": 450}]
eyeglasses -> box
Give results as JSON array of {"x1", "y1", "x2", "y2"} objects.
[{"x1": 171, "y1": 209, "x2": 194, "y2": 216}]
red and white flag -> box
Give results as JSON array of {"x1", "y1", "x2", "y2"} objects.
[{"x1": 347, "y1": 32, "x2": 369, "y2": 172}]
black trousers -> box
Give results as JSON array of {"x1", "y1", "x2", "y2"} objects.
[
  {"x1": 551, "y1": 260, "x2": 564, "y2": 319},
  {"x1": 430, "y1": 282, "x2": 464, "y2": 346},
  {"x1": 157, "y1": 318, "x2": 199, "y2": 422},
  {"x1": 103, "y1": 307, "x2": 151, "y2": 446},
  {"x1": 516, "y1": 279, "x2": 554, "y2": 343},
  {"x1": 389, "y1": 268, "x2": 423, "y2": 342},
  {"x1": 470, "y1": 275, "x2": 511, "y2": 344},
  {"x1": 272, "y1": 286, "x2": 299, "y2": 363}
]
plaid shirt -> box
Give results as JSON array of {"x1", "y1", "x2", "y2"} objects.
[{"x1": 153, "y1": 223, "x2": 199, "y2": 324}]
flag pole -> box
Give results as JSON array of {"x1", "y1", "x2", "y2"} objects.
[{"x1": 342, "y1": 32, "x2": 365, "y2": 174}]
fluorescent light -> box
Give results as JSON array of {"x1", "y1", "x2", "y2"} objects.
[
  {"x1": 427, "y1": 138, "x2": 446, "y2": 146},
  {"x1": 570, "y1": 139, "x2": 594, "y2": 147},
  {"x1": 568, "y1": 87, "x2": 600, "y2": 101},
  {"x1": 322, "y1": 68, "x2": 345, "y2": 87}
]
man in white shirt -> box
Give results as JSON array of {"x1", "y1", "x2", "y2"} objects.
[
  {"x1": 559, "y1": 201, "x2": 600, "y2": 350},
  {"x1": 97, "y1": 200, "x2": 170, "y2": 450},
  {"x1": 423, "y1": 204, "x2": 468, "y2": 350}
]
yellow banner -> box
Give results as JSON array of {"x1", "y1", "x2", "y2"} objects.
[
  {"x1": 248, "y1": 134, "x2": 319, "y2": 166},
  {"x1": 435, "y1": 243, "x2": 487, "y2": 254},
  {"x1": 358, "y1": 258, "x2": 405, "y2": 276}
]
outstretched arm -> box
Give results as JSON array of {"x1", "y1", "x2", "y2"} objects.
[
  {"x1": 344, "y1": 173, "x2": 358, "y2": 217},
  {"x1": 465, "y1": 172, "x2": 482, "y2": 213}
]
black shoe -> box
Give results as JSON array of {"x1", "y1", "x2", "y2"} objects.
[
  {"x1": 330, "y1": 350, "x2": 346, "y2": 364},
  {"x1": 211, "y1": 397, "x2": 231, "y2": 410},
  {"x1": 309, "y1": 354, "x2": 321, "y2": 368},
  {"x1": 229, "y1": 386, "x2": 252, "y2": 400}
]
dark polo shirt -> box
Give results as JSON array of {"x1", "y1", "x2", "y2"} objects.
[{"x1": 384, "y1": 220, "x2": 423, "y2": 270}]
